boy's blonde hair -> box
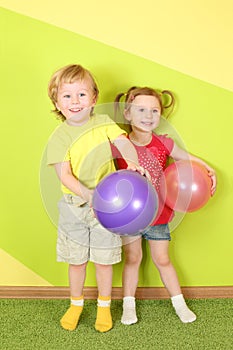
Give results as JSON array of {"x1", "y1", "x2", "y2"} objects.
[{"x1": 48, "y1": 64, "x2": 99, "y2": 121}]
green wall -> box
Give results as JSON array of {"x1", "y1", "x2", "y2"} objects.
[{"x1": 1, "y1": 7, "x2": 232, "y2": 287}]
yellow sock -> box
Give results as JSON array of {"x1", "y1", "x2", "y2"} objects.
[
  {"x1": 60, "y1": 296, "x2": 84, "y2": 331},
  {"x1": 95, "y1": 295, "x2": 112, "y2": 333}
]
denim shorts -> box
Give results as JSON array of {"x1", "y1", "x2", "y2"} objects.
[{"x1": 137, "y1": 224, "x2": 171, "y2": 241}]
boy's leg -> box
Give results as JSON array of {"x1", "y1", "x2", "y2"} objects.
[
  {"x1": 60, "y1": 263, "x2": 87, "y2": 331},
  {"x1": 90, "y1": 215, "x2": 122, "y2": 332},
  {"x1": 94, "y1": 263, "x2": 113, "y2": 332},
  {"x1": 149, "y1": 240, "x2": 196, "y2": 323},
  {"x1": 57, "y1": 197, "x2": 90, "y2": 330},
  {"x1": 121, "y1": 237, "x2": 142, "y2": 325}
]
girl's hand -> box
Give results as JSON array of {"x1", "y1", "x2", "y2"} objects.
[
  {"x1": 197, "y1": 161, "x2": 217, "y2": 196},
  {"x1": 205, "y1": 166, "x2": 217, "y2": 196},
  {"x1": 191, "y1": 162, "x2": 217, "y2": 196}
]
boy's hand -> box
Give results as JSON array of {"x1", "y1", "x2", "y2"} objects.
[
  {"x1": 127, "y1": 162, "x2": 151, "y2": 181},
  {"x1": 83, "y1": 188, "x2": 94, "y2": 206}
]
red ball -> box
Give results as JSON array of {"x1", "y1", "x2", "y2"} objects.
[{"x1": 164, "y1": 160, "x2": 212, "y2": 212}]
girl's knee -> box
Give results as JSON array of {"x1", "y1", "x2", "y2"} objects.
[{"x1": 153, "y1": 254, "x2": 170, "y2": 268}]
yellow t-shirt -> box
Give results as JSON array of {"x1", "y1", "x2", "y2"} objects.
[{"x1": 47, "y1": 114, "x2": 125, "y2": 193}]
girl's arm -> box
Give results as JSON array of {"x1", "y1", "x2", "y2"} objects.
[
  {"x1": 54, "y1": 161, "x2": 93, "y2": 204},
  {"x1": 170, "y1": 143, "x2": 217, "y2": 195}
]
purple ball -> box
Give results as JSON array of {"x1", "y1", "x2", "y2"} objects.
[{"x1": 92, "y1": 170, "x2": 158, "y2": 235}]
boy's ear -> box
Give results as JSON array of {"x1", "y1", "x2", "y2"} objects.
[
  {"x1": 55, "y1": 102, "x2": 60, "y2": 111},
  {"x1": 92, "y1": 95, "x2": 97, "y2": 106}
]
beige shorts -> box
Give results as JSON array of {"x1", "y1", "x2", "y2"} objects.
[{"x1": 57, "y1": 194, "x2": 122, "y2": 265}]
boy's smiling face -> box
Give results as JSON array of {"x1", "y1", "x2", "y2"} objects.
[{"x1": 56, "y1": 80, "x2": 97, "y2": 125}]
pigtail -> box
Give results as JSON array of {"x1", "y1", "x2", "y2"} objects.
[
  {"x1": 114, "y1": 87, "x2": 138, "y2": 119},
  {"x1": 161, "y1": 90, "x2": 175, "y2": 118},
  {"x1": 114, "y1": 92, "x2": 126, "y2": 121},
  {"x1": 114, "y1": 92, "x2": 125, "y2": 103},
  {"x1": 125, "y1": 86, "x2": 138, "y2": 101}
]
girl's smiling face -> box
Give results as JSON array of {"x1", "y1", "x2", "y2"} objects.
[
  {"x1": 56, "y1": 80, "x2": 97, "y2": 125},
  {"x1": 125, "y1": 95, "x2": 161, "y2": 132}
]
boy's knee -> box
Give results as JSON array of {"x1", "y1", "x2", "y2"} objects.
[
  {"x1": 70, "y1": 262, "x2": 87, "y2": 272},
  {"x1": 125, "y1": 252, "x2": 142, "y2": 265}
]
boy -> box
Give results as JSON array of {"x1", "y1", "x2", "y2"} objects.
[{"x1": 47, "y1": 64, "x2": 144, "y2": 332}]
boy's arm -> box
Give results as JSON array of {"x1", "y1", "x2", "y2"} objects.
[
  {"x1": 54, "y1": 161, "x2": 93, "y2": 203},
  {"x1": 112, "y1": 134, "x2": 150, "y2": 178}
]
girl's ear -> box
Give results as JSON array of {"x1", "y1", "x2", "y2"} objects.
[{"x1": 124, "y1": 108, "x2": 131, "y2": 122}]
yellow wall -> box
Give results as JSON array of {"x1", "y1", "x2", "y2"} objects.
[{"x1": 0, "y1": 0, "x2": 232, "y2": 91}]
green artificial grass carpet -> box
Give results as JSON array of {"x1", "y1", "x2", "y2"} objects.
[{"x1": 0, "y1": 298, "x2": 232, "y2": 350}]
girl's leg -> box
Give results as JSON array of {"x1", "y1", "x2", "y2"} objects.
[
  {"x1": 60, "y1": 263, "x2": 87, "y2": 331},
  {"x1": 148, "y1": 240, "x2": 196, "y2": 323},
  {"x1": 148, "y1": 240, "x2": 181, "y2": 296},
  {"x1": 94, "y1": 263, "x2": 113, "y2": 333},
  {"x1": 122, "y1": 237, "x2": 142, "y2": 296},
  {"x1": 121, "y1": 237, "x2": 142, "y2": 325}
]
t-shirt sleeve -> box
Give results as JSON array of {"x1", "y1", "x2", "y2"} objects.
[
  {"x1": 158, "y1": 134, "x2": 174, "y2": 155},
  {"x1": 104, "y1": 115, "x2": 126, "y2": 141},
  {"x1": 46, "y1": 128, "x2": 70, "y2": 165}
]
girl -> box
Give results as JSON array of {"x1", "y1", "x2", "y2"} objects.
[{"x1": 114, "y1": 86, "x2": 217, "y2": 325}]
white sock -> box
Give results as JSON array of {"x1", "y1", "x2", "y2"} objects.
[
  {"x1": 171, "y1": 294, "x2": 196, "y2": 323},
  {"x1": 121, "y1": 296, "x2": 138, "y2": 325},
  {"x1": 97, "y1": 298, "x2": 111, "y2": 307},
  {"x1": 71, "y1": 298, "x2": 84, "y2": 307}
]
